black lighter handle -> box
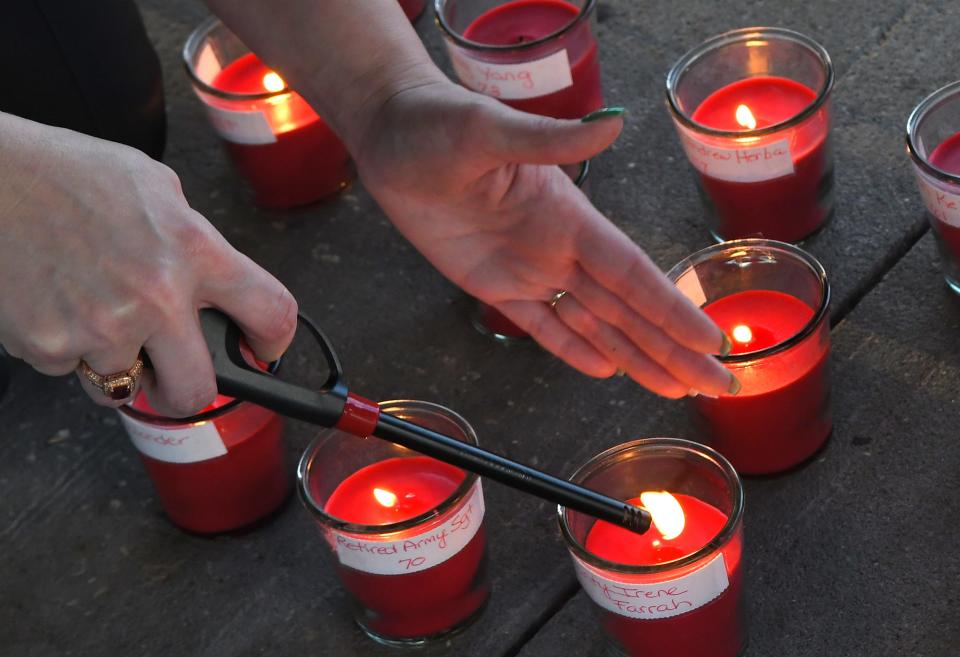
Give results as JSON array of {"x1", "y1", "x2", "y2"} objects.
[
  {"x1": 198, "y1": 309, "x2": 349, "y2": 427},
  {"x1": 199, "y1": 309, "x2": 652, "y2": 535},
  {"x1": 373, "y1": 413, "x2": 653, "y2": 534}
]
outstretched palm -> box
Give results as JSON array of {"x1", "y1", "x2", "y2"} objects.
[{"x1": 355, "y1": 82, "x2": 734, "y2": 398}]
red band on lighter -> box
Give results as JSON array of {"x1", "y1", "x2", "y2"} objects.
[{"x1": 335, "y1": 393, "x2": 380, "y2": 437}]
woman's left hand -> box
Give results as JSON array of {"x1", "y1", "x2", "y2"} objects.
[{"x1": 350, "y1": 81, "x2": 735, "y2": 399}]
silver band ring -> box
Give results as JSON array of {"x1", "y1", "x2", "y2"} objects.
[{"x1": 548, "y1": 290, "x2": 568, "y2": 310}]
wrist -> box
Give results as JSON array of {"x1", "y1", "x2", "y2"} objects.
[{"x1": 308, "y1": 58, "x2": 448, "y2": 154}]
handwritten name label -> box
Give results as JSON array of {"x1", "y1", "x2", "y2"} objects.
[
  {"x1": 203, "y1": 105, "x2": 277, "y2": 145},
  {"x1": 190, "y1": 45, "x2": 277, "y2": 146},
  {"x1": 332, "y1": 481, "x2": 485, "y2": 575},
  {"x1": 448, "y1": 47, "x2": 573, "y2": 100},
  {"x1": 680, "y1": 131, "x2": 795, "y2": 183},
  {"x1": 916, "y1": 174, "x2": 960, "y2": 227},
  {"x1": 119, "y1": 413, "x2": 227, "y2": 464},
  {"x1": 572, "y1": 552, "x2": 729, "y2": 620}
]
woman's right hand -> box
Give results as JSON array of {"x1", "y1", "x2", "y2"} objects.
[{"x1": 0, "y1": 112, "x2": 297, "y2": 416}]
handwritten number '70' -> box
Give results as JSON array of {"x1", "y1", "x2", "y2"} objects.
[{"x1": 399, "y1": 557, "x2": 427, "y2": 570}]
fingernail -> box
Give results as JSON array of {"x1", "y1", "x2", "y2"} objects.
[
  {"x1": 719, "y1": 334, "x2": 733, "y2": 356},
  {"x1": 581, "y1": 107, "x2": 627, "y2": 123},
  {"x1": 615, "y1": 368, "x2": 627, "y2": 377},
  {"x1": 688, "y1": 389, "x2": 719, "y2": 400},
  {"x1": 727, "y1": 375, "x2": 742, "y2": 396}
]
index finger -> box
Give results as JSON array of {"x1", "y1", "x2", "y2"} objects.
[{"x1": 197, "y1": 242, "x2": 299, "y2": 364}]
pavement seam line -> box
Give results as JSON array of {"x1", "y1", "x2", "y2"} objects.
[
  {"x1": 830, "y1": 222, "x2": 929, "y2": 329},
  {"x1": 500, "y1": 580, "x2": 582, "y2": 657},
  {"x1": 833, "y1": 3, "x2": 915, "y2": 91}
]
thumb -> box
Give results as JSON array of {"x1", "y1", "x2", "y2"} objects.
[{"x1": 485, "y1": 105, "x2": 626, "y2": 165}]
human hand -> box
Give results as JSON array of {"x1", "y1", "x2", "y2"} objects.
[
  {"x1": 351, "y1": 83, "x2": 735, "y2": 398},
  {"x1": 0, "y1": 113, "x2": 297, "y2": 415}
]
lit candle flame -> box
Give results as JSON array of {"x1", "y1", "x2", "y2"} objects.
[
  {"x1": 735, "y1": 104, "x2": 757, "y2": 130},
  {"x1": 639, "y1": 491, "x2": 685, "y2": 541},
  {"x1": 262, "y1": 71, "x2": 286, "y2": 93},
  {"x1": 372, "y1": 487, "x2": 398, "y2": 508},
  {"x1": 732, "y1": 324, "x2": 753, "y2": 344}
]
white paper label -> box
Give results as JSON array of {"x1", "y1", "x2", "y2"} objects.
[
  {"x1": 573, "y1": 552, "x2": 729, "y2": 620},
  {"x1": 119, "y1": 412, "x2": 228, "y2": 464},
  {"x1": 916, "y1": 174, "x2": 960, "y2": 227},
  {"x1": 449, "y1": 47, "x2": 573, "y2": 100},
  {"x1": 332, "y1": 481, "x2": 485, "y2": 575},
  {"x1": 204, "y1": 104, "x2": 277, "y2": 145},
  {"x1": 680, "y1": 132, "x2": 795, "y2": 183}
]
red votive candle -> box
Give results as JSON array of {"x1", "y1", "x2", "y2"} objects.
[
  {"x1": 184, "y1": 17, "x2": 354, "y2": 209},
  {"x1": 907, "y1": 81, "x2": 960, "y2": 295},
  {"x1": 668, "y1": 239, "x2": 832, "y2": 475},
  {"x1": 560, "y1": 439, "x2": 745, "y2": 657},
  {"x1": 298, "y1": 400, "x2": 490, "y2": 646},
  {"x1": 398, "y1": 0, "x2": 427, "y2": 21},
  {"x1": 118, "y1": 386, "x2": 290, "y2": 534},
  {"x1": 472, "y1": 302, "x2": 531, "y2": 340},
  {"x1": 437, "y1": 0, "x2": 603, "y2": 340},
  {"x1": 928, "y1": 134, "x2": 960, "y2": 257},
  {"x1": 667, "y1": 27, "x2": 835, "y2": 243},
  {"x1": 447, "y1": 0, "x2": 603, "y2": 119}
]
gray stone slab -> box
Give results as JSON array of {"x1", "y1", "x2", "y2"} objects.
[
  {"x1": 517, "y1": 233, "x2": 960, "y2": 657},
  {"x1": 3, "y1": 1, "x2": 959, "y2": 657}
]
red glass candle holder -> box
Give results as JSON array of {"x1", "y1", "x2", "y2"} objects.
[
  {"x1": 559, "y1": 438, "x2": 745, "y2": 657},
  {"x1": 666, "y1": 27, "x2": 835, "y2": 243},
  {"x1": 667, "y1": 239, "x2": 832, "y2": 475},
  {"x1": 907, "y1": 81, "x2": 960, "y2": 295},
  {"x1": 298, "y1": 400, "x2": 491, "y2": 646},
  {"x1": 398, "y1": 0, "x2": 427, "y2": 21},
  {"x1": 436, "y1": 0, "x2": 604, "y2": 120},
  {"x1": 118, "y1": 388, "x2": 290, "y2": 534},
  {"x1": 183, "y1": 17, "x2": 354, "y2": 209}
]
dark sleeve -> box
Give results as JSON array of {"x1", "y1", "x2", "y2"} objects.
[{"x1": 0, "y1": 0, "x2": 167, "y2": 159}]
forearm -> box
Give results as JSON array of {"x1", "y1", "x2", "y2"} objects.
[{"x1": 205, "y1": 0, "x2": 447, "y2": 150}]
